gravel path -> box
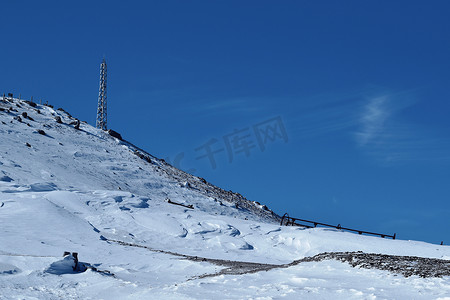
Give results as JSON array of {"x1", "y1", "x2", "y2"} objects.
[{"x1": 108, "y1": 239, "x2": 450, "y2": 279}]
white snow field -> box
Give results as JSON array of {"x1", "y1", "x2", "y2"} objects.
[{"x1": 1, "y1": 97, "x2": 449, "y2": 299}]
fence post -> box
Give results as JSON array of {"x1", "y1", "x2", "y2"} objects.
[{"x1": 280, "y1": 213, "x2": 288, "y2": 226}]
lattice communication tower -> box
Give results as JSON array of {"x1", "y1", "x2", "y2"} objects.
[{"x1": 96, "y1": 58, "x2": 107, "y2": 130}]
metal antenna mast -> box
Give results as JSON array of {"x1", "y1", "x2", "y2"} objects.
[{"x1": 96, "y1": 58, "x2": 107, "y2": 130}]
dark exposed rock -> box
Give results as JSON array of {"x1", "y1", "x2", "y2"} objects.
[
  {"x1": 24, "y1": 100, "x2": 37, "y2": 107},
  {"x1": 133, "y1": 150, "x2": 152, "y2": 164},
  {"x1": 287, "y1": 251, "x2": 450, "y2": 278},
  {"x1": 107, "y1": 129, "x2": 122, "y2": 140},
  {"x1": 37, "y1": 129, "x2": 46, "y2": 135},
  {"x1": 21, "y1": 112, "x2": 34, "y2": 121},
  {"x1": 55, "y1": 116, "x2": 62, "y2": 124},
  {"x1": 57, "y1": 107, "x2": 72, "y2": 118}
]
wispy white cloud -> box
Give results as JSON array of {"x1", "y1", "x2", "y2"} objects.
[
  {"x1": 287, "y1": 87, "x2": 450, "y2": 164},
  {"x1": 355, "y1": 96, "x2": 391, "y2": 146},
  {"x1": 354, "y1": 93, "x2": 450, "y2": 164}
]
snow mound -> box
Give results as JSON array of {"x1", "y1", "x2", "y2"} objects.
[{"x1": 45, "y1": 255, "x2": 78, "y2": 275}]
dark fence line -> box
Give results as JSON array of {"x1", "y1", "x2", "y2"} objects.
[{"x1": 280, "y1": 213, "x2": 396, "y2": 240}]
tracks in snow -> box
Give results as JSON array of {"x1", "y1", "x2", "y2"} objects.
[
  {"x1": 106, "y1": 238, "x2": 450, "y2": 279},
  {"x1": 105, "y1": 238, "x2": 280, "y2": 279}
]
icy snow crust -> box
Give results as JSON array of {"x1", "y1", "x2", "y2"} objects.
[{"x1": 1, "y1": 98, "x2": 450, "y2": 299}]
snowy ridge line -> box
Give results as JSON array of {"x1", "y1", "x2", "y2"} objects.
[
  {"x1": 1, "y1": 96, "x2": 44, "y2": 110},
  {"x1": 106, "y1": 238, "x2": 450, "y2": 279},
  {"x1": 117, "y1": 135, "x2": 281, "y2": 223},
  {"x1": 281, "y1": 213, "x2": 396, "y2": 239},
  {"x1": 1, "y1": 96, "x2": 278, "y2": 223}
]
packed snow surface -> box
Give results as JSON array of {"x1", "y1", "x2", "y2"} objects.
[{"x1": 1, "y1": 98, "x2": 449, "y2": 299}]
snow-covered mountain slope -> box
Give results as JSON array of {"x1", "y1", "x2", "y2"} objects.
[{"x1": 1, "y1": 97, "x2": 450, "y2": 299}]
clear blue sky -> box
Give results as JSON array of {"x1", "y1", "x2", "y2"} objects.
[{"x1": 1, "y1": 1, "x2": 449, "y2": 244}]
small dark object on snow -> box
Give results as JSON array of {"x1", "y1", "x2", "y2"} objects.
[
  {"x1": 14, "y1": 116, "x2": 22, "y2": 123},
  {"x1": 62, "y1": 251, "x2": 82, "y2": 272},
  {"x1": 24, "y1": 100, "x2": 37, "y2": 107},
  {"x1": 74, "y1": 120, "x2": 80, "y2": 130},
  {"x1": 107, "y1": 129, "x2": 122, "y2": 140},
  {"x1": 22, "y1": 112, "x2": 33, "y2": 121},
  {"x1": 72, "y1": 252, "x2": 79, "y2": 271},
  {"x1": 56, "y1": 107, "x2": 73, "y2": 118},
  {"x1": 26, "y1": 143, "x2": 31, "y2": 147},
  {"x1": 55, "y1": 116, "x2": 62, "y2": 124},
  {"x1": 166, "y1": 198, "x2": 194, "y2": 209},
  {"x1": 37, "y1": 129, "x2": 46, "y2": 135}
]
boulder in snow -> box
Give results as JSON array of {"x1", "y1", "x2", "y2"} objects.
[{"x1": 107, "y1": 129, "x2": 122, "y2": 140}]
